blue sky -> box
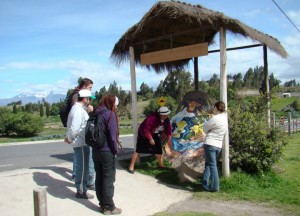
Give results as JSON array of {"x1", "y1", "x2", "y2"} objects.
[{"x1": 0, "y1": 0, "x2": 299, "y2": 99}]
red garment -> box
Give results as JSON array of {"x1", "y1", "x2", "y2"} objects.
[{"x1": 138, "y1": 112, "x2": 172, "y2": 141}]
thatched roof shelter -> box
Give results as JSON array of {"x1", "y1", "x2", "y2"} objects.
[
  {"x1": 111, "y1": 1, "x2": 288, "y2": 177},
  {"x1": 110, "y1": 0, "x2": 288, "y2": 72}
]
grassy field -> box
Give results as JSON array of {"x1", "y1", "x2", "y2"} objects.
[
  {"x1": 119, "y1": 133, "x2": 300, "y2": 215},
  {"x1": 271, "y1": 96, "x2": 298, "y2": 118}
]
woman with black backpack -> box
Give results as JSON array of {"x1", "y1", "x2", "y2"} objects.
[{"x1": 92, "y1": 94, "x2": 122, "y2": 215}]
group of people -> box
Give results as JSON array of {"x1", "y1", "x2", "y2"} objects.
[
  {"x1": 128, "y1": 100, "x2": 228, "y2": 192},
  {"x1": 64, "y1": 78, "x2": 122, "y2": 215},
  {"x1": 63, "y1": 77, "x2": 228, "y2": 215}
]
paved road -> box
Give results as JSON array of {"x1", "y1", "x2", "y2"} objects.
[{"x1": 0, "y1": 135, "x2": 135, "y2": 172}]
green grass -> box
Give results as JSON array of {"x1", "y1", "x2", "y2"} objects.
[
  {"x1": 120, "y1": 133, "x2": 300, "y2": 215},
  {"x1": 271, "y1": 96, "x2": 298, "y2": 117}
]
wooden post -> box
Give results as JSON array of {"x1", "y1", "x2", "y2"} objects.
[
  {"x1": 293, "y1": 118, "x2": 295, "y2": 133},
  {"x1": 194, "y1": 57, "x2": 199, "y2": 91},
  {"x1": 263, "y1": 45, "x2": 271, "y2": 127},
  {"x1": 129, "y1": 46, "x2": 138, "y2": 148},
  {"x1": 219, "y1": 27, "x2": 230, "y2": 177},
  {"x1": 272, "y1": 112, "x2": 276, "y2": 127},
  {"x1": 33, "y1": 188, "x2": 47, "y2": 216},
  {"x1": 288, "y1": 112, "x2": 291, "y2": 136}
]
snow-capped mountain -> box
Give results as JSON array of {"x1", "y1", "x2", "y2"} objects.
[{"x1": 0, "y1": 91, "x2": 66, "y2": 106}]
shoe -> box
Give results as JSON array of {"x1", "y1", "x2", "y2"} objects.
[
  {"x1": 87, "y1": 184, "x2": 95, "y2": 191},
  {"x1": 99, "y1": 207, "x2": 104, "y2": 213},
  {"x1": 76, "y1": 192, "x2": 94, "y2": 199},
  {"x1": 128, "y1": 168, "x2": 134, "y2": 174},
  {"x1": 158, "y1": 166, "x2": 168, "y2": 170},
  {"x1": 202, "y1": 184, "x2": 211, "y2": 192},
  {"x1": 103, "y1": 207, "x2": 122, "y2": 215}
]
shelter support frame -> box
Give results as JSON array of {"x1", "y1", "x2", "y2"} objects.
[
  {"x1": 130, "y1": 46, "x2": 138, "y2": 146},
  {"x1": 219, "y1": 27, "x2": 230, "y2": 177}
]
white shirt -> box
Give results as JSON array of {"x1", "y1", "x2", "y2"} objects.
[
  {"x1": 203, "y1": 112, "x2": 228, "y2": 148},
  {"x1": 66, "y1": 102, "x2": 89, "y2": 148}
]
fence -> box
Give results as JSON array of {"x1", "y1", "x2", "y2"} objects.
[{"x1": 271, "y1": 112, "x2": 299, "y2": 136}]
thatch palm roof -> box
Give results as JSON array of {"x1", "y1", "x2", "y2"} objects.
[{"x1": 111, "y1": 0, "x2": 288, "y2": 73}]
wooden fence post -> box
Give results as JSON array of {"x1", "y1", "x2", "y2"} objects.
[
  {"x1": 272, "y1": 112, "x2": 276, "y2": 127},
  {"x1": 33, "y1": 188, "x2": 48, "y2": 216},
  {"x1": 288, "y1": 112, "x2": 292, "y2": 136}
]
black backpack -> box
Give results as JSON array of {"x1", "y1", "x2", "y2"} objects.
[
  {"x1": 85, "y1": 109, "x2": 108, "y2": 149},
  {"x1": 59, "y1": 89, "x2": 78, "y2": 127}
]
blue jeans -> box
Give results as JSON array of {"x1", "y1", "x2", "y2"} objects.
[
  {"x1": 73, "y1": 147, "x2": 95, "y2": 186},
  {"x1": 74, "y1": 146, "x2": 90, "y2": 193},
  {"x1": 88, "y1": 147, "x2": 95, "y2": 186},
  {"x1": 202, "y1": 144, "x2": 222, "y2": 191}
]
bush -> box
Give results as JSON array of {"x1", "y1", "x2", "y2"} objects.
[
  {"x1": 229, "y1": 95, "x2": 287, "y2": 174},
  {"x1": 291, "y1": 99, "x2": 300, "y2": 111},
  {"x1": 1, "y1": 111, "x2": 44, "y2": 137},
  {"x1": 143, "y1": 96, "x2": 177, "y2": 117}
]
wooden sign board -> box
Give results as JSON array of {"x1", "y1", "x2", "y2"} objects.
[{"x1": 141, "y1": 43, "x2": 208, "y2": 65}]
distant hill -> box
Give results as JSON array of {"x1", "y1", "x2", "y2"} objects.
[{"x1": 0, "y1": 91, "x2": 66, "y2": 106}]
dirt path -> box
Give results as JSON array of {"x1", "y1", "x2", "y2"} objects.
[{"x1": 165, "y1": 197, "x2": 286, "y2": 216}]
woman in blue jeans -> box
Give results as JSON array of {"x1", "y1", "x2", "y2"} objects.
[{"x1": 202, "y1": 101, "x2": 228, "y2": 192}]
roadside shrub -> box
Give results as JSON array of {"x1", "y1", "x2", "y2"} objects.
[
  {"x1": 291, "y1": 99, "x2": 300, "y2": 111},
  {"x1": 229, "y1": 95, "x2": 287, "y2": 174},
  {"x1": 1, "y1": 112, "x2": 44, "y2": 137}
]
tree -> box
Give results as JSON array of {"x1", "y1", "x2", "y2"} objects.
[
  {"x1": 108, "y1": 80, "x2": 119, "y2": 96},
  {"x1": 138, "y1": 82, "x2": 153, "y2": 100},
  {"x1": 13, "y1": 104, "x2": 17, "y2": 114},
  {"x1": 39, "y1": 104, "x2": 44, "y2": 117},
  {"x1": 284, "y1": 79, "x2": 296, "y2": 87},
  {"x1": 154, "y1": 80, "x2": 164, "y2": 98},
  {"x1": 198, "y1": 79, "x2": 208, "y2": 92},
  {"x1": 269, "y1": 73, "x2": 281, "y2": 90},
  {"x1": 208, "y1": 73, "x2": 219, "y2": 87},
  {"x1": 252, "y1": 66, "x2": 264, "y2": 88},
  {"x1": 232, "y1": 73, "x2": 243, "y2": 89},
  {"x1": 160, "y1": 70, "x2": 193, "y2": 103},
  {"x1": 243, "y1": 68, "x2": 254, "y2": 88}
]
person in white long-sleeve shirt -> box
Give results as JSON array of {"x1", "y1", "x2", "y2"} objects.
[
  {"x1": 65, "y1": 89, "x2": 94, "y2": 199},
  {"x1": 201, "y1": 101, "x2": 228, "y2": 192}
]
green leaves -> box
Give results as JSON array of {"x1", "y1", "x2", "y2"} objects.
[{"x1": 229, "y1": 96, "x2": 287, "y2": 174}]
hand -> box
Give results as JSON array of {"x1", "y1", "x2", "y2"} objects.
[
  {"x1": 149, "y1": 139, "x2": 155, "y2": 145},
  {"x1": 64, "y1": 137, "x2": 71, "y2": 144},
  {"x1": 87, "y1": 105, "x2": 94, "y2": 113}
]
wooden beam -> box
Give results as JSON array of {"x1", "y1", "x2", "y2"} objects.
[
  {"x1": 129, "y1": 46, "x2": 138, "y2": 149},
  {"x1": 219, "y1": 27, "x2": 230, "y2": 178},
  {"x1": 141, "y1": 43, "x2": 208, "y2": 65}
]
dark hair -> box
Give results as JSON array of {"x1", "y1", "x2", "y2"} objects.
[
  {"x1": 78, "y1": 78, "x2": 93, "y2": 89},
  {"x1": 214, "y1": 101, "x2": 226, "y2": 113}
]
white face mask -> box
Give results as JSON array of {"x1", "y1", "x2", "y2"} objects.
[{"x1": 115, "y1": 97, "x2": 119, "y2": 107}]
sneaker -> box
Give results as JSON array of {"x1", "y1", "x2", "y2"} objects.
[
  {"x1": 202, "y1": 184, "x2": 211, "y2": 192},
  {"x1": 87, "y1": 184, "x2": 95, "y2": 191},
  {"x1": 103, "y1": 207, "x2": 122, "y2": 215},
  {"x1": 76, "y1": 192, "x2": 94, "y2": 199}
]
